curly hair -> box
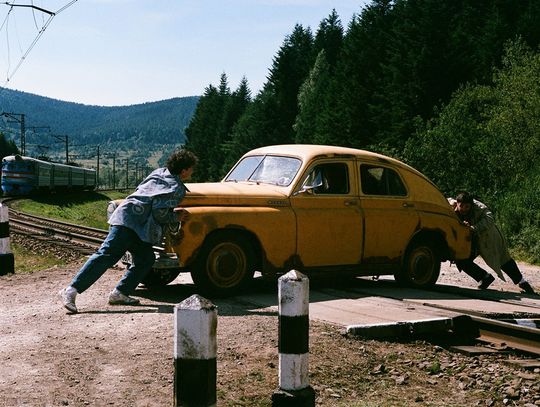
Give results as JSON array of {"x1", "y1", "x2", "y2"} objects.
[{"x1": 166, "y1": 149, "x2": 198, "y2": 175}]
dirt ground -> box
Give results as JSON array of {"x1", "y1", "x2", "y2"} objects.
[{"x1": 1, "y1": 255, "x2": 540, "y2": 407}]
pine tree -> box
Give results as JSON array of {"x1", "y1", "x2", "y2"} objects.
[
  {"x1": 185, "y1": 75, "x2": 231, "y2": 181},
  {"x1": 331, "y1": 1, "x2": 394, "y2": 148},
  {"x1": 294, "y1": 50, "x2": 333, "y2": 144},
  {"x1": 0, "y1": 132, "x2": 18, "y2": 159},
  {"x1": 294, "y1": 10, "x2": 346, "y2": 145},
  {"x1": 267, "y1": 24, "x2": 315, "y2": 144},
  {"x1": 220, "y1": 77, "x2": 252, "y2": 173},
  {"x1": 225, "y1": 24, "x2": 315, "y2": 166},
  {"x1": 314, "y1": 9, "x2": 344, "y2": 70}
]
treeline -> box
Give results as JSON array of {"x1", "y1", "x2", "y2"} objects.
[
  {"x1": 1, "y1": 88, "x2": 199, "y2": 150},
  {"x1": 185, "y1": 0, "x2": 540, "y2": 262},
  {"x1": 404, "y1": 40, "x2": 540, "y2": 262}
]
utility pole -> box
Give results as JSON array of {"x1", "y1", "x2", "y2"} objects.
[
  {"x1": 26, "y1": 126, "x2": 51, "y2": 157},
  {"x1": 53, "y1": 135, "x2": 69, "y2": 164},
  {"x1": 96, "y1": 145, "x2": 100, "y2": 189},
  {"x1": 125, "y1": 159, "x2": 129, "y2": 189},
  {"x1": 1, "y1": 112, "x2": 26, "y2": 155},
  {"x1": 112, "y1": 153, "x2": 116, "y2": 190}
]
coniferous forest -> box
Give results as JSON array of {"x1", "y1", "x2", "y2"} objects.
[{"x1": 185, "y1": 0, "x2": 540, "y2": 262}]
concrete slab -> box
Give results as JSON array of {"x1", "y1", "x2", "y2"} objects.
[
  {"x1": 172, "y1": 270, "x2": 540, "y2": 334},
  {"x1": 234, "y1": 288, "x2": 461, "y2": 328},
  {"x1": 345, "y1": 280, "x2": 540, "y2": 318}
]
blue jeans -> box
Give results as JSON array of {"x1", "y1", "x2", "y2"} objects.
[{"x1": 70, "y1": 225, "x2": 155, "y2": 295}]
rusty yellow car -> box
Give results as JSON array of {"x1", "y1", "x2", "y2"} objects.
[{"x1": 129, "y1": 145, "x2": 472, "y2": 295}]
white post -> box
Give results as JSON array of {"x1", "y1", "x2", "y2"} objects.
[
  {"x1": 0, "y1": 203, "x2": 14, "y2": 275},
  {"x1": 272, "y1": 270, "x2": 315, "y2": 406},
  {"x1": 174, "y1": 294, "x2": 217, "y2": 407}
]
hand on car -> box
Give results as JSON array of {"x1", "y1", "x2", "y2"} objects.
[{"x1": 174, "y1": 207, "x2": 190, "y2": 222}]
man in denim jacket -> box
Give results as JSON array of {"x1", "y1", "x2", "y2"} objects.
[{"x1": 59, "y1": 149, "x2": 198, "y2": 313}]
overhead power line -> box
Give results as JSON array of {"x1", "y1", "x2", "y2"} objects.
[
  {"x1": 0, "y1": 0, "x2": 79, "y2": 87},
  {"x1": 1, "y1": 3, "x2": 55, "y2": 16}
]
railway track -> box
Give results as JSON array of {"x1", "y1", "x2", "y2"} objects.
[
  {"x1": 418, "y1": 285, "x2": 540, "y2": 355},
  {"x1": 8, "y1": 208, "x2": 107, "y2": 254},
  {"x1": 473, "y1": 315, "x2": 540, "y2": 355},
  {"x1": 313, "y1": 280, "x2": 540, "y2": 357},
  {"x1": 3, "y1": 197, "x2": 165, "y2": 257}
]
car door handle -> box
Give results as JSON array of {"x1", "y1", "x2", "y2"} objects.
[
  {"x1": 402, "y1": 202, "x2": 415, "y2": 208},
  {"x1": 344, "y1": 199, "x2": 358, "y2": 206}
]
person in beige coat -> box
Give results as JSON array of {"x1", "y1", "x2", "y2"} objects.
[{"x1": 449, "y1": 192, "x2": 535, "y2": 294}]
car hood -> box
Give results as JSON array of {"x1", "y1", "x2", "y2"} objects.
[{"x1": 182, "y1": 182, "x2": 290, "y2": 206}]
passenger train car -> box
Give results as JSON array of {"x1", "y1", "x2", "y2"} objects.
[{"x1": 1, "y1": 155, "x2": 96, "y2": 196}]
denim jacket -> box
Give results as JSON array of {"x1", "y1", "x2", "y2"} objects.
[{"x1": 108, "y1": 168, "x2": 187, "y2": 245}]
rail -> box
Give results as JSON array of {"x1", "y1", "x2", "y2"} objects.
[{"x1": 5, "y1": 199, "x2": 164, "y2": 254}]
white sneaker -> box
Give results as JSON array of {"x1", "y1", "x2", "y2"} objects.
[
  {"x1": 108, "y1": 288, "x2": 140, "y2": 306},
  {"x1": 59, "y1": 287, "x2": 78, "y2": 313}
]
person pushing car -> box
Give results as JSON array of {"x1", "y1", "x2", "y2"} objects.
[
  {"x1": 449, "y1": 191, "x2": 535, "y2": 294},
  {"x1": 59, "y1": 148, "x2": 198, "y2": 313}
]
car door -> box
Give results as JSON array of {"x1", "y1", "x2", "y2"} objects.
[
  {"x1": 290, "y1": 160, "x2": 363, "y2": 267},
  {"x1": 358, "y1": 162, "x2": 418, "y2": 265}
]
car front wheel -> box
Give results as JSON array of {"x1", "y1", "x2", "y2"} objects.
[
  {"x1": 141, "y1": 267, "x2": 181, "y2": 288},
  {"x1": 397, "y1": 241, "x2": 440, "y2": 288},
  {"x1": 191, "y1": 232, "x2": 256, "y2": 296}
]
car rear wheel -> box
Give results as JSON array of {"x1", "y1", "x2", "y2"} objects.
[
  {"x1": 397, "y1": 240, "x2": 440, "y2": 288},
  {"x1": 192, "y1": 232, "x2": 256, "y2": 296}
]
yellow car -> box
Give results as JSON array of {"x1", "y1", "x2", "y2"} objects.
[{"x1": 143, "y1": 145, "x2": 472, "y2": 295}]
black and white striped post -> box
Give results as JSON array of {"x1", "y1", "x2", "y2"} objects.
[
  {"x1": 0, "y1": 203, "x2": 14, "y2": 275},
  {"x1": 174, "y1": 294, "x2": 217, "y2": 407},
  {"x1": 272, "y1": 270, "x2": 315, "y2": 407}
]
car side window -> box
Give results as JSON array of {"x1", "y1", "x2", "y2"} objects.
[
  {"x1": 360, "y1": 164, "x2": 407, "y2": 196},
  {"x1": 304, "y1": 163, "x2": 349, "y2": 195}
]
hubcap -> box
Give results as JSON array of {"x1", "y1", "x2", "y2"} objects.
[
  {"x1": 409, "y1": 247, "x2": 434, "y2": 284},
  {"x1": 207, "y1": 242, "x2": 247, "y2": 288}
]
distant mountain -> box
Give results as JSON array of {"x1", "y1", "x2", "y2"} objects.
[{"x1": 0, "y1": 87, "x2": 199, "y2": 161}]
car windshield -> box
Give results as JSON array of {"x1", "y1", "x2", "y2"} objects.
[{"x1": 225, "y1": 155, "x2": 302, "y2": 186}]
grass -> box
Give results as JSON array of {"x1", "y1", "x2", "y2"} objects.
[
  {"x1": 7, "y1": 190, "x2": 129, "y2": 272},
  {"x1": 10, "y1": 190, "x2": 129, "y2": 229},
  {"x1": 11, "y1": 243, "x2": 67, "y2": 273}
]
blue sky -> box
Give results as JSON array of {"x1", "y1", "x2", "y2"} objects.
[{"x1": 1, "y1": 0, "x2": 368, "y2": 106}]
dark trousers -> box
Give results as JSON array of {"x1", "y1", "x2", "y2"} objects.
[
  {"x1": 456, "y1": 258, "x2": 523, "y2": 284},
  {"x1": 70, "y1": 225, "x2": 155, "y2": 295}
]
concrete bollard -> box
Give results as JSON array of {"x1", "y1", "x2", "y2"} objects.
[
  {"x1": 174, "y1": 294, "x2": 217, "y2": 407},
  {"x1": 272, "y1": 270, "x2": 315, "y2": 406},
  {"x1": 0, "y1": 203, "x2": 14, "y2": 275}
]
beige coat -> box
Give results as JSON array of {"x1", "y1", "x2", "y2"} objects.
[{"x1": 448, "y1": 198, "x2": 511, "y2": 281}]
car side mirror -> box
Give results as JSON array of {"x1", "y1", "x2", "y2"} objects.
[{"x1": 293, "y1": 179, "x2": 323, "y2": 196}]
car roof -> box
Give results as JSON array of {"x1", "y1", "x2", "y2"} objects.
[
  {"x1": 244, "y1": 144, "x2": 443, "y2": 190},
  {"x1": 245, "y1": 144, "x2": 418, "y2": 172}
]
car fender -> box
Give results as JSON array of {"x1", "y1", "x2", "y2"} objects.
[
  {"x1": 173, "y1": 205, "x2": 297, "y2": 270},
  {"x1": 412, "y1": 203, "x2": 472, "y2": 261}
]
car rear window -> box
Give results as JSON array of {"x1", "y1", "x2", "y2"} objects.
[{"x1": 360, "y1": 164, "x2": 407, "y2": 196}]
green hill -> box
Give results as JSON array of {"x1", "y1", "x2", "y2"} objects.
[{"x1": 0, "y1": 87, "x2": 199, "y2": 162}]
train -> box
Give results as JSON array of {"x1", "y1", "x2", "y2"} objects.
[{"x1": 1, "y1": 155, "x2": 96, "y2": 196}]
